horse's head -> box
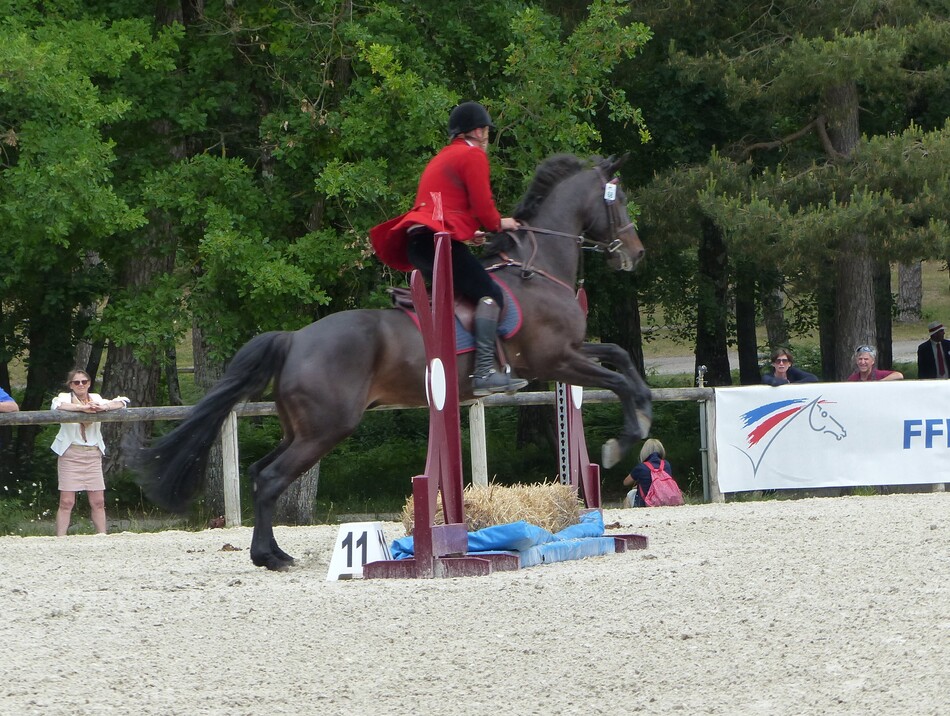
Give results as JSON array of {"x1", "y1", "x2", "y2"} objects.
[
  {"x1": 507, "y1": 153, "x2": 645, "y2": 275},
  {"x1": 808, "y1": 399, "x2": 847, "y2": 440},
  {"x1": 591, "y1": 154, "x2": 644, "y2": 272}
]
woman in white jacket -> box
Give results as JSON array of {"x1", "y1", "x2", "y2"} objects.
[{"x1": 51, "y1": 369, "x2": 129, "y2": 536}]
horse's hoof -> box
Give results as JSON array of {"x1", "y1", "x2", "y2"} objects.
[
  {"x1": 602, "y1": 439, "x2": 622, "y2": 469},
  {"x1": 252, "y1": 552, "x2": 293, "y2": 571}
]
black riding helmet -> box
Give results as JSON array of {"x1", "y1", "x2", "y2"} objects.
[{"x1": 448, "y1": 101, "x2": 494, "y2": 137}]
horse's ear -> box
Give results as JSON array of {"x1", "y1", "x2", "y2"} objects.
[{"x1": 610, "y1": 152, "x2": 630, "y2": 174}]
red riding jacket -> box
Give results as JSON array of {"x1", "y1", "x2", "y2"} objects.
[{"x1": 370, "y1": 138, "x2": 503, "y2": 271}]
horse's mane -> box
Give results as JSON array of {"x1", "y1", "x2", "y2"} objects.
[{"x1": 512, "y1": 154, "x2": 589, "y2": 222}]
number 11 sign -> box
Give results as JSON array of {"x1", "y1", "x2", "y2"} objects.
[{"x1": 326, "y1": 522, "x2": 392, "y2": 580}]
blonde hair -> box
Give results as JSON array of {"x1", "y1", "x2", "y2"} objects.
[{"x1": 639, "y1": 438, "x2": 666, "y2": 462}]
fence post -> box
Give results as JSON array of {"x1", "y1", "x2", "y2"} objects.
[
  {"x1": 220, "y1": 410, "x2": 242, "y2": 526},
  {"x1": 469, "y1": 399, "x2": 488, "y2": 487},
  {"x1": 704, "y1": 393, "x2": 724, "y2": 503}
]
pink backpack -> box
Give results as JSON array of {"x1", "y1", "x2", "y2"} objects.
[{"x1": 639, "y1": 459, "x2": 684, "y2": 507}]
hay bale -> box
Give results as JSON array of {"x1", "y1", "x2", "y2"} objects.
[{"x1": 401, "y1": 482, "x2": 583, "y2": 535}]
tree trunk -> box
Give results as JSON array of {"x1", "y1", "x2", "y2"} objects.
[
  {"x1": 897, "y1": 261, "x2": 922, "y2": 323},
  {"x1": 11, "y1": 299, "x2": 77, "y2": 486},
  {"x1": 275, "y1": 463, "x2": 320, "y2": 525},
  {"x1": 734, "y1": 267, "x2": 760, "y2": 385},
  {"x1": 762, "y1": 284, "x2": 789, "y2": 349},
  {"x1": 193, "y1": 321, "x2": 226, "y2": 518},
  {"x1": 101, "y1": 335, "x2": 163, "y2": 480},
  {"x1": 164, "y1": 346, "x2": 183, "y2": 406},
  {"x1": 816, "y1": 263, "x2": 837, "y2": 381},
  {"x1": 825, "y1": 80, "x2": 875, "y2": 380},
  {"x1": 834, "y1": 239, "x2": 876, "y2": 379},
  {"x1": 601, "y1": 276, "x2": 646, "y2": 378},
  {"x1": 695, "y1": 217, "x2": 732, "y2": 386},
  {"x1": 874, "y1": 260, "x2": 894, "y2": 369},
  {"x1": 101, "y1": 232, "x2": 175, "y2": 479},
  {"x1": 0, "y1": 313, "x2": 14, "y2": 481}
]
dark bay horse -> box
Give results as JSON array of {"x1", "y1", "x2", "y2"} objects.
[{"x1": 138, "y1": 153, "x2": 651, "y2": 570}]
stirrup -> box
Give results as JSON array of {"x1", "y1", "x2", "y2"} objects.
[{"x1": 472, "y1": 369, "x2": 527, "y2": 397}]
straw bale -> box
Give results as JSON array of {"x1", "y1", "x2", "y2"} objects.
[{"x1": 401, "y1": 482, "x2": 583, "y2": 535}]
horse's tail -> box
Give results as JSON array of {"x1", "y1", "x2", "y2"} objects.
[{"x1": 137, "y1": 331, "x2": 291, "y2": 513}]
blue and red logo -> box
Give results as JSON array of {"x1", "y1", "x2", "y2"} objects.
[{"x1": 735, "y1": 397, "x2": 847, "y2": 475}]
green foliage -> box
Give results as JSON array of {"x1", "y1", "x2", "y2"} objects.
[
  {"x1": 7, "y1": 0, "x2": 946, "y2": 507},
  {"x1": 0, "y1": 499, "x2": 30, "y2": 536},
  {"x1": 628, "y1": 0, "x2": 950, "y2": 360}
]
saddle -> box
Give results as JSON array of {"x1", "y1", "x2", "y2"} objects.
[{"x1": 387, "y1": 277, "x2": 523, "y2": 354}]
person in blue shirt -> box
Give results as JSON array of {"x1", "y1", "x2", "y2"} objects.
[
  {"x1": 624, "y1": 438, "x2": 675, "y2": 507},
  {"x1": 0, "y1": 385, "x2": 18, "y2": 412},
  {"x1": 761, "y1": 348, "x2": 818, "y2": 386}
]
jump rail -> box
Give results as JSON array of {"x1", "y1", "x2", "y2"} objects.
[{"x1": 0, "y1": 387, "x2": 720, "y2": 526}]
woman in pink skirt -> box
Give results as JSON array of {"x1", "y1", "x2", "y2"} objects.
[{"x1": 51, "y1": 369, "x2": 129, "y2": 536}]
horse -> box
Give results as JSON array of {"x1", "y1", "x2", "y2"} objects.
[{"x1": 138, "y1": 153, "x2": 651, "y2": 570}]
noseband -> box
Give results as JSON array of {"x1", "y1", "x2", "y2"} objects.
[{"x1": 589, "y1": 167, "x2": 638, "y2": 269}]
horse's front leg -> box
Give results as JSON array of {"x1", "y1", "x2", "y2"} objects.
[
  {"x1": 556, "y1": 343, "x2": 653, "y2": 468},
  {"x1": 581, "y1": 342, "x2": 653, "y2": 427}
]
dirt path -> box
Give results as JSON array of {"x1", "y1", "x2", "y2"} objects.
[
  {"x1": 2, "y1": 494, "x2": 948, "y2": 715},
  {"x1": 646, "y1": 340, "x2": 921, "y2": 376}
]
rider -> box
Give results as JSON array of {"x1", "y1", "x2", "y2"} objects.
[{"x1": 370, "y1": 101, "x2": 528, "y2": 396}]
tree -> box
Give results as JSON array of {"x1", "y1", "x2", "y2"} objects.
[
  {"x1": 2, "y1": 0, "x2": 658, "y2": 519},
  {"x1": 0, "y1": 13, "x2": 150, "y2": 483},
  {"x1": 626, "y1": 0, "x2": 950, "y2": 379}
]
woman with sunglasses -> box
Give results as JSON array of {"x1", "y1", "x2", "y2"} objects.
[
  {"x1": 761, "y1": 347, "x2": 818, "y2": 386},
  {"x1": 51, "y1": 369, "x2": 129, "y2": 536},
  {"x1": 847, "y1": 345, "x2": 903, "y2": 382}
]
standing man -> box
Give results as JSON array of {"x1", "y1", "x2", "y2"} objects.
[
  {"x1": 916, "y1": 321, "x2": 950, "y2": 379},
  {"x1": 371, "y1": 101, "x2": 527, "y2": 396}
]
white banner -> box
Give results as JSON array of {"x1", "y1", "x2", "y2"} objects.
[{"x1": 715, "y1": 381, "x2": 950, "y2": 492}]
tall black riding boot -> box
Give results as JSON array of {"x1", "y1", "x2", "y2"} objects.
[{"x1": 471, "y1": 297, "x2": 529, "y2": 396}]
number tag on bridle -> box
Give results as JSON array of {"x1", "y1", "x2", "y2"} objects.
[{"x1": 603, "y1": 181, "x2": 617, "y2": 202}]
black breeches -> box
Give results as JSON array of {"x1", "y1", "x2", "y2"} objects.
[{"x1": 406, "y1": 230, "x2": 504, "y2": 307}]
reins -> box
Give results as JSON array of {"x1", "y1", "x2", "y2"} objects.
[
  {"x1": 484, "y1": 163, "x2": 638, "y2": 289},
  {"x1": 485, "y1": 228, "x2": 576, "y2": 293}
]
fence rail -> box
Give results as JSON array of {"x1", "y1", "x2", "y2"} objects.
[{"x1": 0, "y1": 387, "x2": 720, "y2": 525}]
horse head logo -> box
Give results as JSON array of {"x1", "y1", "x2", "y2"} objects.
[
  {"x1": 808, "y1": 400, "x2": 847, "y2": 440},
  {"x1": 734, "y1": 396, "x2": 847, "y2": 476}
]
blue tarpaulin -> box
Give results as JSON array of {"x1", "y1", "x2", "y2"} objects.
[{"x1": 390, "y1": 510, "x2": 612, "y2": 566}]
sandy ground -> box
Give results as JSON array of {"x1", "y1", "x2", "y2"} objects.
[{"x1": 1, "y1": 494, "x2": 948, "y2": 716}]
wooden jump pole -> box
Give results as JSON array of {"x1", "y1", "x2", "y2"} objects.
[{"x1": 364, "y1": 232, "x2": 514, "y2": 578}]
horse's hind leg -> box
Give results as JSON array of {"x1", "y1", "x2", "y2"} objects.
[
  {"x1": 249, "y1": 439, "x2": 327, "y2": 571},
  {"x1": 250, "y1": 418, "x2": 363, "y2": 571},
  {"x1": 246, "y1": 442, "x2": 296, "y2": 566}
]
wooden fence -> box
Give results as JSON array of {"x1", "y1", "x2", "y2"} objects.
[{"x1": 0, "y1": 387, "x2": 719, "y2": 526}]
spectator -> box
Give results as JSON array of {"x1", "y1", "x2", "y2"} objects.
[
  {"x1": 847, "y1": 345, "x2": 903, "y2": 382},
  {"x1": 916, "y1": 321, "x2": 950, "y2": 379},
  {"x1": 51, "y1": 369, "x2": 129, "y2": 536},
  {"x1": 623, "y1": 438, "x2": 676, "y2": 507},
  {"x1": 761, "y1": 347, "x2": 818, "y2": 386},
  {"x1": 0, "y1": 385, "x2": 18, "y2": 412}
]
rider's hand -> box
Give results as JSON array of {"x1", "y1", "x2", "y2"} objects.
[
  {"x1": 470, "y1": 231, "x2": 487, "y2": 246},
  {"x1": 500, "y1": 217, "x2": 520, "y2": 231}
]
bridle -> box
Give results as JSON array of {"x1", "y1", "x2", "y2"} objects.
[{"x1": 486, "y1": 167, "x2": 639, "y2": 285}]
